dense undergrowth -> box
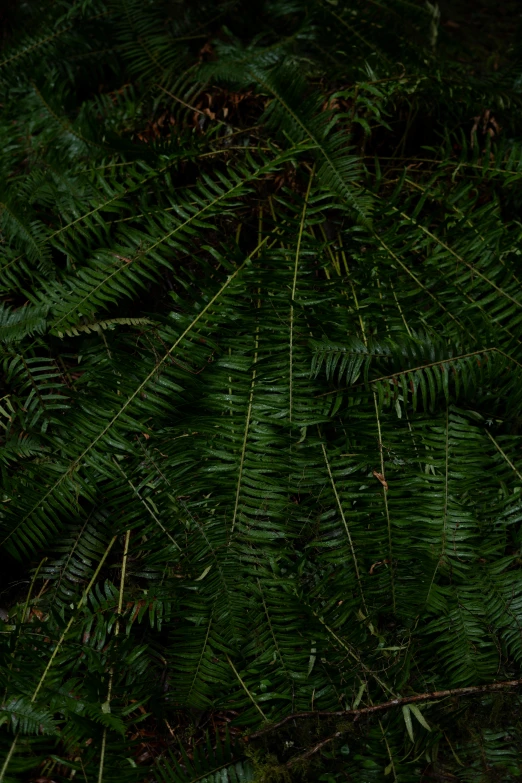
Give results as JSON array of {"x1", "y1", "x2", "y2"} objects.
[{"x1": 2, "y1": 0, "x2": 522, "y2": 780}]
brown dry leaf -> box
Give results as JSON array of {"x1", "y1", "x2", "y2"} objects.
[
  {"x1": 471, "y1": 109, "x2": 501, "y2": 148},
  {"x1": 372, "y1": 470, "x2": 388, "y2": 491},
  {"x1": 199, "y1": 41, "x2": 213, "y2": 58},
  {"x1": 369, "y1": 558, "x2": 390, "y2": 575}
]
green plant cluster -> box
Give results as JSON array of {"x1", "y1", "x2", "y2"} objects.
[{"x1": 1, "y1": 0, "x2": 522, "y2": 780}]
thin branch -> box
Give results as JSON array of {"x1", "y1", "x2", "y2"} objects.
[
  {"x1": 287, "y1": 731, "x2": 342, "y2": 766},
  {"x1": 246, "y1": 678, "x2": 522, "y2": 740}
]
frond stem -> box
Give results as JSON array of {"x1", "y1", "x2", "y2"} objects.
[
  {"x1": 113, "y1": 459, "x2": 183, "y2": 553},
  {"x1": 374, "y1": 234, "x2": 470, "y2": 334},
  {"x1": 321, "y1": 443, "x2": 368, "y2": 614},
  {"x1": 226, "y1": 654, "x2": 267, "y2": 719},
  {"x1": 486, "y1": 431, "x2": 522, "y2": 481},
  {"x1": 3, "y1": 236, "x2": 270, "y2": 548},
  {"x1": 316, "y1": 347, "x2": 507, "y2": 398},
  {"x1": 98, "y1": 530, "x2": 130, "y2": 783},
  {"x1": 289, "y1": 167, "x2": 315, "y2": 422},
  {"x1": 31, "y1": 535, "x2": 116, "y2": 702},
  {"x1": 398, "y1": 210, "x2": 522, "y2": 311},
  {"x1": 423, "y1": 407, "x2": 450, "y2": 613},
  {"x1": 372, "y1": 393, "x2": 395, "y2": 612},
  {"x1": 0, "y1": 538, "x2": 116, "y2": 780}
]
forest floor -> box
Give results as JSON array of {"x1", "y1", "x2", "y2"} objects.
[{"x1": 438, "y1": 0, "x2": 521, "y2": 68}]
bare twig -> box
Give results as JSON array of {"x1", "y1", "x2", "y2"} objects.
[
  {"x1": 246, "y1": 678, "x2": 522, "y2": 742},
  {"x1": 284, "y1": 720, "x2": 400, "y2": 770},
  {"x1": 286, "y1": 731, "x2": 342, "y2": 767}
]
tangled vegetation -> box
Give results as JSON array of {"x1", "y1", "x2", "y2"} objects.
[{"x1": 1, "y1": 0, "x2": 522, "y2": 780}]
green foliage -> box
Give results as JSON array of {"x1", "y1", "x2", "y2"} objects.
[
  {"x1": 156, "y1": 731, "x2": 255, "y2": 782},
  {"x1": 1, "y1": 0, "x2": 522, "y2": 780}
]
